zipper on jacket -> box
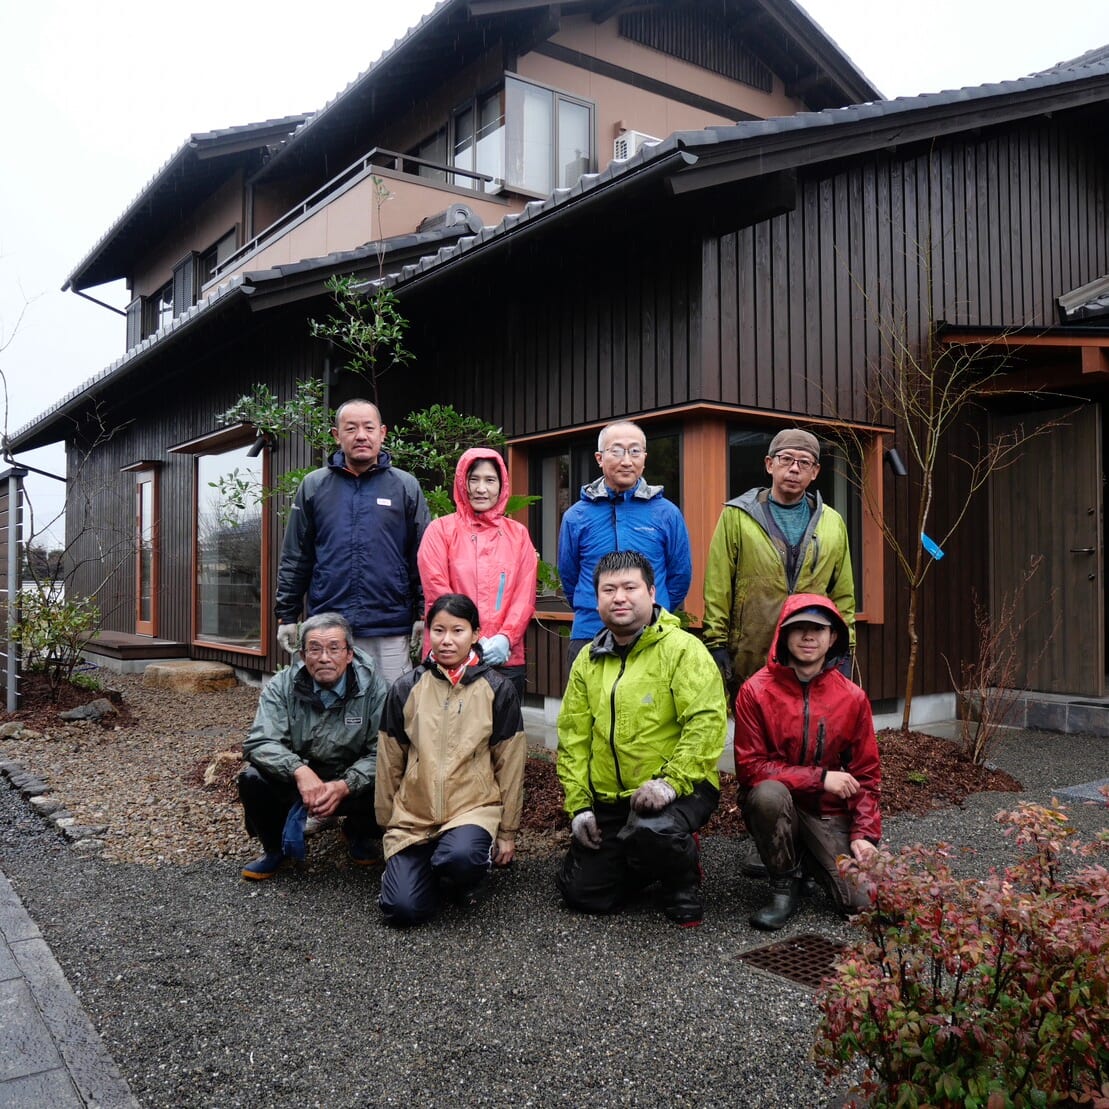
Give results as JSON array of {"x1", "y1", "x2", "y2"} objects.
[
  {"x1": 496, "y1": 572, "x2": 505, "y2": 612},
  {"x1": 799, "y1": 681, "x2": 811, "y2": 763},
  {"x1": 815, "y1": 719, "x2": 825, "y2": 764},
  {"x1": 607, "y1": 657, "x2": 628, "y2": 791}
]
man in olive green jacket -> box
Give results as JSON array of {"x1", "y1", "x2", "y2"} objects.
[
  {"x1": 702, "y1": 428, "x2": 855, "y2": 688},
  {"x1": 238, "y1": 612, "x2": 388, "y2": 880},
  {"x1": 556, "y1": 550, "x2": 727, "y2": 927}
]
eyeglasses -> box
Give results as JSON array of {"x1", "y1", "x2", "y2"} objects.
[
  {"x1": 304, "y1": 644, "x2": 349, "y2": 658},
  {"x1": 602, "y1": 447, "x2": 645, "y2": 460},
  {"x1": 774, "y1": 452, "x2": 816, "y2": 472}
]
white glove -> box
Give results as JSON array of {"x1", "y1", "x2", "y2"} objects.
[
  {"x1": 277, "y1": 623, "x2": 300, "y2": 654},
  {"x1": 410, "y1": 620, "x2": 424, "y2": 654},
  {"x1": 630, "y1": 778, "x2": 677, "y2": 814},
  {"x1": 479, "y1": 634, "x2": 510, "y2": 667},
  {"x1": 571, "y1": 811, "x2": 602, "y2": 850}
]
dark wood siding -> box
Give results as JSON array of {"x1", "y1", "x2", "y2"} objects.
[
  {"x1": 60, "y1": 108, "x2": 1109, "y2": 704},
  {"x1": 395, "y1": 112, "x2": 1107, "y2": 702},
  {"x1": 65, "y1": 308, "x2": 328, "y2": 675}
]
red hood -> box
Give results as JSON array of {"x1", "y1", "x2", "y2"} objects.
[
  {"x1": 768, "y1": 592, "x2": 850, "y2": 674},
  {"x1": 452, "y1": 447, "x2": 511, "y2": 526}
]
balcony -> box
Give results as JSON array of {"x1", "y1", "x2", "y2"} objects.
[{"x1": 207, "y1": 149, "x2": 519, "y2": 291}]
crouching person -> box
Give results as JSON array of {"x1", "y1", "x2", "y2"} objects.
[
  {"x1": 734, "y1": 593, "x2": 881, "y2": 930},
  {"x1": 238, "y1": 613, "x2": 388, "y2": 879},
  {"x1": 556, "y1": 550, "x2": 726, "y2": 927},
  {"x1": 375, "y1": 593, "x2": 525, "y2": 927}
]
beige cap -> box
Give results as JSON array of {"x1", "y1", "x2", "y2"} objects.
[{"x1": 767, "y1": 428, "x2": 820, "y2": 460}]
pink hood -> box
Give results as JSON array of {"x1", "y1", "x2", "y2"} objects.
[{"x1": 452, "y1": 447, "x2": 511, "y2": 526}]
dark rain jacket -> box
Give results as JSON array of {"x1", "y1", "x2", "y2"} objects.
[{"x1": 275, "y1": 448, "x2": 430, "y2": 638}]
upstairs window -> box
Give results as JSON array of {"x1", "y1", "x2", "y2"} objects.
[
  {"x1": 150, "y1": 281, "x2": 173, "y2": 334},
  {"x1": 453, "y1": 88, "x2": 505, "y2": 191},
  {"x1": 504, "y1": 77, "x2": 592, "y2": 195},
  {"x1": 411, "y1": 76, "x2": 594, "y2": 197},
  {"x1": 199, "y1": 229, "x2": 238, "y2": 287}
]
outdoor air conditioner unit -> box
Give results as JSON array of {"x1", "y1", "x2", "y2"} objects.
[{"x1": 613, "y1": 130, "x2": 661, "y2": 161}]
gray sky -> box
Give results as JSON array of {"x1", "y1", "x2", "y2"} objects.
[{"x1": 3, "y1": 0, "x2": 1106, "y2": 543}]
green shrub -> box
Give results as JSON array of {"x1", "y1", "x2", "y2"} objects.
[
  {"x1": 815, "y1": 797, "x2": 1109, "y2": 1108},
  {"x1": 13, "y1": 588, "x2": 100, "y2": 700}
]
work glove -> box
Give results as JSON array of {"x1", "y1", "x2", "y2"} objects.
[
  {"x1": 479, "y1": 634, "x2": 510, "y2": 667},
  {"x1": 570, "y1": 810, "x2": 603, "y2": 850},
  {"x1": 410, "y1": 620, "x2": 424, "y2": 654},
  {"x1": 630, "y1": 778, "x2": 677, "y2": 814},
  {"x1": 710, "y1": 646, "x2": 733, "y2": 683},
  {"x1": 277, "y1": 623, "x2": 300, "y2": 654}
]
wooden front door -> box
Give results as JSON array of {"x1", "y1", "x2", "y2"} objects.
[{"x1": 989, "y1": 404, "x2": 1103, "y2": 696}]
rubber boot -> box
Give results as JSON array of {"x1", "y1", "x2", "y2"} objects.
[
  {"x1": 750, "y1": 870, "x2": 802, "y2": 931},
  {"x1": 241, "y1": 848, "x2": 285, "y2": 881}
]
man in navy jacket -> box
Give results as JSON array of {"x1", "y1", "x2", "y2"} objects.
[{"x1": 275, "y1": 399, "x2": 430, "y2": 684}]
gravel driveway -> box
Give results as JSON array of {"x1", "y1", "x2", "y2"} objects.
[{"x1": 0, "y1": 672, "x2": 1106, "y2": 1107}]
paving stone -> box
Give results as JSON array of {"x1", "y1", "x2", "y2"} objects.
[
  {"x1": 141, "y1": 661, "x2": 237, "y2": 693},
  {"x1": 9, "y1": 938, "x2": 137, "y2": 1108},
  {"x1": 0, "y1": 978, "x2": 63, "y2": 1081},
  {"x1": 0, "y1": 1065, "x2": 83, "y2": 1107}
]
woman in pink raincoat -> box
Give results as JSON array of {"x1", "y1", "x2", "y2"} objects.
[{"x1": 417, "y1": 448, "x2": 537, "y2": 698}]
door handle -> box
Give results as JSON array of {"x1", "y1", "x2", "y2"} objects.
[{"x1": 1070, "y1": 547, "x2": 1096, "y2": 554}]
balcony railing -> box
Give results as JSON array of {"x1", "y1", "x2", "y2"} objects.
[{"x1": 212, "y1": 148, "x2": 496, "y2": 283}]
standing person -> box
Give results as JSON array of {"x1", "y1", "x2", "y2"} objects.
[
  {"x1": 556, "y1": 551, "x2": 726, "y2": 927},
  {"x1": 375, "y1": 593, "x2": 526, "y2": 927},
  {"x1": 275, "y1": 398, "x2": 430, "y2": 686},
  {"x1": 417, "y1": 447, "x2": 537, "y2": 700},
  {"x1": 237, "y1": 613, "x2": 388, "y2": 880},
  {"x1": 558, "y1": 421, "x2": 691, "y2": 662},
  {"x1": 702, "y1": 428, "x2": 855, "y2": 690},
  {"x1": 733, "y1": 593, "x2": 881, "y2": 930}
]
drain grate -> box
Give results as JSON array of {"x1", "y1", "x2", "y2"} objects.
[{"x1": 737, "y1": 933, "x2": 847, "y2": 990}]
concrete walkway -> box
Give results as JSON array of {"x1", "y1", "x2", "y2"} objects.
[{"x1": 0, "y1": 870, "x2": 136, "y2": 1108}]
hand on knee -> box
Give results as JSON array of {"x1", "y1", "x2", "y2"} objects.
[{"x1": 630, "y1": 779, "x2": 676, "y2": 814}]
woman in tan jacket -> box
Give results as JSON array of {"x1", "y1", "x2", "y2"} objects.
[{"x1": 375, "y1": 592, "x2": 526, "y2": 926}]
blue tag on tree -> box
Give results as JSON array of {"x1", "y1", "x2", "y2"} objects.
[{"x1": 921, "y1": 532, "x2": 945, "y2": 560}]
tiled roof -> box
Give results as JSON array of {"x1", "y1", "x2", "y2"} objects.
[
  {"x1": 63, "y1": 115, "x2": 309, "y2": 292},
  {"x1": 374, "y1": 49, "x2": 1109, "y2": 292}
]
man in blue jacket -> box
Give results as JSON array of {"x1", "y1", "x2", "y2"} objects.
[
  {"x1": 557, "y1": 421, "x2": 692, "y2": 662},
  {"x1": 275, "y1": 399, "x2": 430, "y2": 685}
]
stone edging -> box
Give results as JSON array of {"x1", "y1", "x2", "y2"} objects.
[{"x1": 0, "y1": 758, "x2": 107, "y2": 853}]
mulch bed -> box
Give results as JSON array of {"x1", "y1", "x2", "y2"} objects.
[{"x1": 4, "y1": 674, "x2": 1023, "y2": 854}]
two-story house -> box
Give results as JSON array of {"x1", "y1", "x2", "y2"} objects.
[{"x1": 12, "y1": 3, "x2": 1109, "y2": 729}]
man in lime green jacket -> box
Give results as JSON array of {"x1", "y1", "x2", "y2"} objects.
[
  {"x1": 702, "y1": 428, "x2": 856, "y2": 688},
  {"x1": 556, "y1": 551, "x2": 727, "y2": 927}
]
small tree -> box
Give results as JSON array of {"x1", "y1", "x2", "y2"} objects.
[
  {"x1": 833, "y1": 304, "x2": 1068, "y2": 731},
  {"x1": 309, "y1": 275, "x2": 413, "y2": 409}
]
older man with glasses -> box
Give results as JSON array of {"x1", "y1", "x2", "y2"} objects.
[
  {"x1": 558, "y1": 420, "x2": 692, "y2": 663},
  {"x1": 236, "y1": 612, "x2": 388, "y2": 880},
  {"x1": 702, "y1": 428, "x2": 856, "y2": 695}
]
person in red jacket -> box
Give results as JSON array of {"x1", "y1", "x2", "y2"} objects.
[
  {"x1": 734, "y1": 592, "x2": 881, "y2": 930},
  {"x1": 417, "y1": 448, "x2": 537, "y2": 699}
]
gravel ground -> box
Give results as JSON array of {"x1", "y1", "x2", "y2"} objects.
[{"x1": 0, "y1": 673, "x2": 1106, "y2": 1108}]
